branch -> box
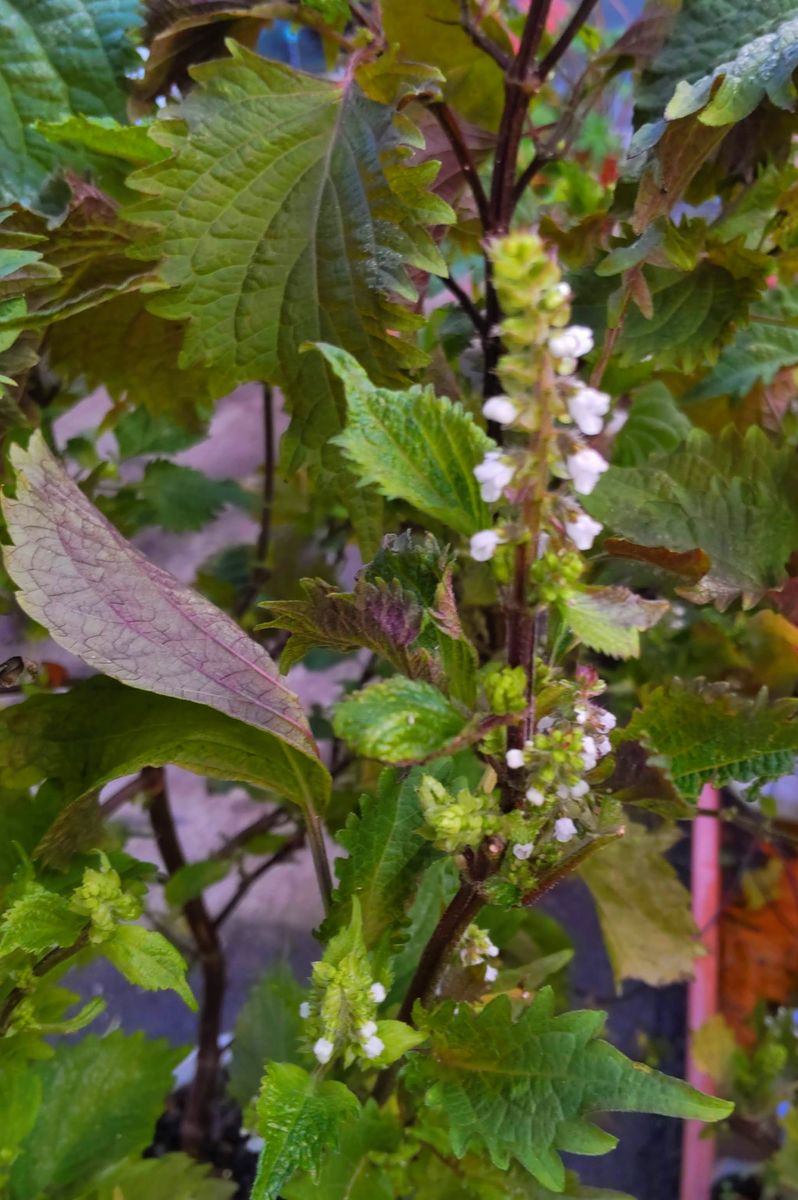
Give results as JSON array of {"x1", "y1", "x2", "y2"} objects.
[
  {"x1": 0, "y1": 929, "x2": 90, "y2": 1037},
  {"x1": 213, "y1": 829, "x2": 305, "y2": 930},
  {"x1": 458, "y1": 0, "x2": 511, "y2": 70},
  {"x1": 235, "y1": 383, "x2": 275, "y2": 619},
  {"x1": 147, "y1": 770, "x2": 226, "y2": 1157},
  {"x1": 520, "y1": 828, "x2": 625, "y2": 906},
  {"x1": 430, "y1": 102, "x2": 491, "y2": 229},
  {"x1": 304, "y1": 804, "x2": 334, "y2": 916},
  {"x1": 435, "y1": 272, "x2": 488, "y2": 333},
  {"x1": 216, "y1": 806, "x2": 291, "y2": 861},
  {"x1": 537, "y1": 0, "x2": 600, "y2": 79}
]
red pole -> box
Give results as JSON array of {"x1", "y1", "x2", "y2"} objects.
[{"x1": 680, "y1": 784, "x2": 721, "y2": 1200}]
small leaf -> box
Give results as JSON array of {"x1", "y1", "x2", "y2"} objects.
[
  {"x1": 35, "y1": 115, "x2": 169, "y2": 166},
  {"x1": 164, "y1": 859, "x2": 232, "y2": 908},
  {"x1": 251, "y1": 1063, "x2": 360, "y2": 1200},
  {"x1": 282, "y1": 1101, "x2": 401, "y2": 1200},
  {"x1": 2, "y1": 434, "x2": 321, "y2": 772},
  {"x1": 564, "y1": 587, "x2": 669, "y2": 659},
  {"x1": 91, "y1": 1153, "x2": 236, "y2": 1200},
  {"x1": 333, "y1": 677, "x2": 466, "y2": 764},
  {"x1": 228, "y1": 965, "x2": 305, "y2": 1107},
  {"x1": 104, "y1": 925, "x2": 197, "y2": 1011},
  {"x1": 319, "y1": 343, "x2": 494, "y2": 536},
  {"x1": 408, "y1": 989, "x2": 731, "y2": 1191},
  {"x1": 135, "y1": 461, "x2": 253, "y2": 533},
  {"x1": 10, "y1": 1032, "x2": 182, "y2": 1200},
  {"x1": 0, "y1": 884, "x2": 85, "y2": 957},
  {"x1": 326, "y1": 766, "x2": 443, "y2": 950},
  {"x1": 580, "y1": 822, "x2": 701, "y2": 987}
]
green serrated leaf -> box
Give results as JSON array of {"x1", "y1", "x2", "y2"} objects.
[
  {"x1": 0, "y1": 0, "x2": 141, "y2": 212},
  {"x1": 666, "y1": 13, "x2": 798, "y2": 127},
  {"x1": 135, "y1": 461, "x2": 253, "y2": 533},
  {"x1": 611, "y1": 382, "x2": 692, "y2": 467},
  {"x1": 129, "y1": 45, "x2": 453, "y2": 462},
  {"x1": 104, "y1": 925, "x2": 197, "y2": 1011},
  {"x1": 282, "y1": 1101, "x2": 401, "y2": 1200},
  {"x1": 333, "y1": 677, "x2": 466, "y2": 764},
  {"x1": 327, "y1": 767, "x2": 443, "y2": 950},
  {"x1": 584, "y1": 425, "x2": 798, "y2": 608},
  {"x1": 564, "y1": 587, "x2": 669, "y2": 659},
  {"x1": 636, "y1": 0, "x2": 798, "y2": 119},
  {"x1": 10, "y1": 1031, "x2": 183, "y2": 1200},
  {"x1": 89, "y1": 1153, "x2": 236, "y2": 1200},
  {"x1": 320, "y1": 343, "x2": 494, "y2": 536},
  {"x1": 408, "y1": 989, "x2": 731, "y2": 1191},
  {"x1": 580, "y1": 822, "x2": 701, "y2": 987},
  {"x1": 251, "y1": 1063, "x2": 360, "y2": 1200},
  {"x1": 685, "y1": 287, "x2": 798, "y2": 404},
  {"x1": 228, "y1": 964, "x2": 305, "y2": 1107},
  {"x1": 625, "y1": 680, "x2": 798, "y2": 800},
  {"x1": 0, "y1": 884, "x2": 86, "y2": 958}
]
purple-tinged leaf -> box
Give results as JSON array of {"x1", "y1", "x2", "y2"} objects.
[{"x1": 2, "y1": 433, "x2": 319, "y2": 767}]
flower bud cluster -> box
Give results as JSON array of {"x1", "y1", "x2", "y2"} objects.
[
  {"x1": 419, "y1": 775, "x2": 494, "y2": 853},
  {"x1": 303, "y1": 953, "x2": 389, "y2": 1068},
  {"x1": 482, "y1": 664, "x2": 527, "y2": 715},
  {"x1": 69, "y1": 854, "x2": 142, "y2": 943},
  {"x1": 457, "y1": 923, "x2": 500, "y2": 985},
  {"x1": 468, "y1": 230, "x2": 611, "y2": 567}
]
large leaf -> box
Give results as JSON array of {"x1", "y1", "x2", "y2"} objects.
[
  {"x1": 0, "y1": 0, "x2": 141, "y2": 212},
  {"x1": 409, "y1": 989, "x2": 731, "y2": 1192},
  {"x1": 636, "y1": 0, "x2": 798, "y2": 118},
  {"x1": 328, "y1": 767, "x2": 442, "y2": 950},
  {"x1": 624, "y1": 680, "x2": 798, "y2": 800},
  {"x1": 580, "y1": 822, "x2": 701, "y2": 988},
  {"x1": 0, "y1": 676, "x2": 328, "y2": 814},
  {"x1": 2, "y1": 433, "x2": 320, "y2": 769},
  {"x1": 129, "y1": 45, "x2": 453, "y2": 462},
  {"x1": 685, "y1": 288, "x2": 798, "y2": 404},
  {"x1": 10, "y1": 1032, "x2": 182, "y2": 1200},
  {"x1": 333, "y1": 677, "x2": 467, "y2": 764},
  {"x1": 320, "y1": 343, "x2": 494, "y2": 536},
  {"x1": 228, "y1": 964, "x2": 305, "y2": 1107},
  {"x1": 251, "y1": 1063, "x2": 360, "y2": 1200},
  {"x1": 90, "y1": 1153, "x2": 235, "y2": 1200},
  {"x1": 283, "y1": 1102, "x2": 400, "y2": 1200},
  {"x1": 381, "y1": 0, "x2": 507, "y2": 129},
  {"x1": 584, "y1": 425, "x2": 798, "y2": 608},
  {"x1": 611, "y1": 382, "x2": 692, "y2": 467}
]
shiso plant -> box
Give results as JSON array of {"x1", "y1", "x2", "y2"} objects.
[{"x1": 4, "y1": 0, "x2": 798, "y2": 1196}]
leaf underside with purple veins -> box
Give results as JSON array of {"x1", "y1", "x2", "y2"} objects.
[{"x1": 2, "y1": 433, "x2": 319, "y2": 768}]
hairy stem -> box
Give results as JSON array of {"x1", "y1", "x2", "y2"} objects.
[
  {"x1": 0, "y1": 930, "x2": 90, "y2": 1037},
  {"x1": 305, "y1": 804, "x2": 334, "y2": 916},
  {"x1": 236, "y1": 383, "x2": 275, "y2": 618},
  {"x1": 147, "y1": 769, "x2": 226, "y2": 1157},
  {"x1": 430, "y1": 102, "x2": 491, "y2": 229}
]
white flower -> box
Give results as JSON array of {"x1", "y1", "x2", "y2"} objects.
[
  {"x1": 470, "y1": 528, "x2": 505, "y2": 562},
  {"x1": 574, "y1": 705, "x2": 588, "y2": 725},
  {"x1": 484, "y1": 964, "x2": 498, "y2": 983},
  {"x1": 566, "y1": 448, "x2": 609, "y2": 495},
  {"x1": 570, "y1": 780, "x2": 590, "y2": 799},
  {"x1": 513, "y1": 841, "x2": 534, "y2": 859},
  {"x1": 362, "y1": 1035, "x2": 385, "y2": 1060},
  {"x1": 597, "y1": 735, "x2": 612, "y2": 757},
  {"x1": 313, "y1": 1037, "x2": 334, "y2": 1065},
  {"x1": 359, "y1": 1021, "x2": 378, "y2": 1039},
  {"x1": 486, "y1": 940, "x2": 499, "y2": 958},
  {"x1": 565, "y1": 510, "x2": 603, "y2": 550},
  {"x1": 556, "y1": 784, "x2": 570, "y2": 800},
  {"x1": 567, "y1": 385, "x2": 610, "y2": 436},
  {"x1": 299, "y1": 1001, "x2": 310, "y2": 1019},
  {"x1": 370, "y1": 982, "x2": 386, "y2": 1004},
  {"x1": 595, "y1": 708, "x2": 616, "y2": 733},
  {"x1": 474, "y1": 451, "x2": 515, "y2": 502},
  {"x1": 506, "y1": 749, "x2": 525, "y2": 769},
  {"x1": 526, "y1": 787, "x2": 546, "y2": 807},
  {"x1": 537, "y1": 715, "x2": 555, "y2": 733},
  {"x1": 482, "y1": 395, "x2": 518, "y2": 425},
  {"x1": 582, "y1": 735, "x2": 598, "y2": 771},
  {"x1": 554, "y1": 817, "x2": 578, "y2": 843},
  {"x1": 549, "y1": 325, "x2": 594, "y2": 360}
]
